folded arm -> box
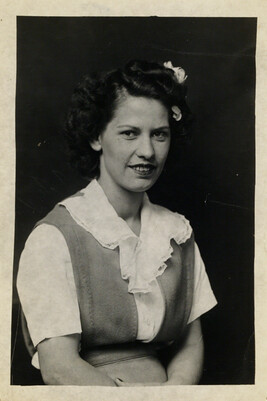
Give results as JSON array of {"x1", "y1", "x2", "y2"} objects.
[
  {"x1": 37, "y1": 333, "x2": 116, "y2": 386},
  {"x1": 115, "y1": 318, "x2": 203, "y2": 387},
  {"x1": 163, "y1": 317, "x2": 204, "y2": 385}
]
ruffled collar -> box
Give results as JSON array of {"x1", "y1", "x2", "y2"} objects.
[{"x1": 59, "y1": 179, "x2": 192, "y2": 294}]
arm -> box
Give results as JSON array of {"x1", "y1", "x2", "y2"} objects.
[
  {"x1": 115, "y1": 319, "x2": 203, "y2": 387},
  {"x1": 161, "y1": 241, "x2": 217, "y2": 385},
  {"x1": 163, "y1": 318, "x2": 204, "y2": 385},
  {"x1": 37, "y1": 333, "x2": 116, "y2": 386}
]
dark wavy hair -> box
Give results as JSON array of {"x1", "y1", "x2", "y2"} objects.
[{"x1": 64, "y1": 59, "x2": 193, "y2": 178}]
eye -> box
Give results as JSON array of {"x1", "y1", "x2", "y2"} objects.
[
  {"x1": 120, "y1": 130, "x2": 138, "y2": 139},
  {"x1": 152, "y1": 131, "x2": 170, "y2": 141}
]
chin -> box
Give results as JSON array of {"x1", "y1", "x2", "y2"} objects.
[{"x1": 124, "y1": 180, "x2": 157, "y2": 193}]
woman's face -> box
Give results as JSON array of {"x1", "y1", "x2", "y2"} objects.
[{"x1": 91, "y1": 94, "x2": 171, "y2": 194}]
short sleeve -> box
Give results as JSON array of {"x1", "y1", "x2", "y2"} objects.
[
  {"x1": 17, "y1": 224, "x2": 82, "y2": 367},
  {"x1": 187, "y1": 242, "x2": 217, "y2": 324}
]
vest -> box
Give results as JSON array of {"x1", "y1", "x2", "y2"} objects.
[{"x1": 22, "y1": 204, "x2": 195, "y2": 369}]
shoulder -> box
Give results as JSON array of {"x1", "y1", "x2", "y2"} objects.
[
  {"x1": 19, "y1": 224, "x2": 70, "y2": 271},
  {"x1": 17, "y1": 223, "x2": 72, "y2": 298},
  {"x1": 145, "y1": 199, "x2": 193, "y2": 245},
  {"x1": 24, "y1": 223, "x2": 68, "y2": 249},
  {"x1": 150, "y1": 201, "x2": 190, "y2": 224},
  {"x1": 35, "y1": 192, "x2": 83, "y2": 231}
]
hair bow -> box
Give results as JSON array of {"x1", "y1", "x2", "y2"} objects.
[{"x1": 163, "y1": 61, "x2": 188, "y2": 84}]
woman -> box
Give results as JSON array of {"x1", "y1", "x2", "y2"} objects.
[{"x1": 17, "y1": 59, "x2": 217, "y2": 386}]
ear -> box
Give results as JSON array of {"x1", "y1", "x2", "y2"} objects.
[{"x1": 90, "y1": 137, "x2": 102, "y2": 152}]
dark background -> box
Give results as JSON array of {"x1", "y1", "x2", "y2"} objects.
[{"x1": 11, "y1": 17, "x2": 256, "y2": 385}]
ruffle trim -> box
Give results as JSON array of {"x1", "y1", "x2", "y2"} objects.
[{"x1": 59, "y1": 179, "x2": 192, "y2": 294}]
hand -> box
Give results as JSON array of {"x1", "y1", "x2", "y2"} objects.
[{"x1": 115, "y1": 378, "x2": 163, "y2": 387}]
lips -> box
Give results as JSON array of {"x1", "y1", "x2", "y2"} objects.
[{"x1": 128, "y1": 163, "x2": 156, "y2": 176}]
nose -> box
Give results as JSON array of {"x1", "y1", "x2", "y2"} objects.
[{"x1": 136, "y1": 134, "x2": 155, "y2": 160}]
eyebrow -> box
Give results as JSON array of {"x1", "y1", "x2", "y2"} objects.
[
  {"x1": 117, "y1": 125, "x2": 170, "y2": 130},
  {"x1": 153, "y1": 126, "x2": 170, "y2": 130}
]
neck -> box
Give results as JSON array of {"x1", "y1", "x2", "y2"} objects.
[{"x1": 97, "y1": 178, "x2": 144, "y2": 221}]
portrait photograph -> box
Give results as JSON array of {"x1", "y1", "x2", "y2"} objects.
[
  {"x1": 10, "y1": 16, "x2": 256, "y2": 388},
  {"x1": 1, "y1": 1, "x2": 267, "y2": 399}
]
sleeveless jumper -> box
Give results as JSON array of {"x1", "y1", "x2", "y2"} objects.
[{"x1": 22, "y1": 203, "x2": 195, "y2": 371}]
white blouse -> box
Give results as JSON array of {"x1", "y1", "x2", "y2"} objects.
[{"x1": 17, "y1": 179, "x2": 217, "y2": 369}]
